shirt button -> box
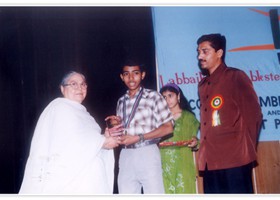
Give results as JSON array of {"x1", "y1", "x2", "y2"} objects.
[
  {"x1": 204, "y1": 108, "x2": 207, "y2": 111},
  {"x1": 206, "y1": 95, "x2": 209, "y2": 99},
  {"x1": 208, "y1": 82, "x2": 210, "y2": 85},
  {"x1": 203, "y1": 122, "x2": 206, "y2": 125},
  {"x1": 204, "y1": 136, "x2": 206, "y2": 140}
]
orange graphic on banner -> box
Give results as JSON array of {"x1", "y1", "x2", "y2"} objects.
[{"x1": 228, "y1": 8, "x2": 280, "y2": 52}]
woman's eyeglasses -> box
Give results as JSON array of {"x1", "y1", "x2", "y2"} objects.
[{"x1": 63, "y1": 82, "x2": 87, "y2": 90}]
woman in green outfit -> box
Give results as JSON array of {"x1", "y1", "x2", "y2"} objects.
[{"x1": 159, "y1": 83, "x2": 200, "y2": 194}]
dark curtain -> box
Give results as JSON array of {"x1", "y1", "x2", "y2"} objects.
[{"x1": 0, "y1": 6, "x2": 156, "y2": 193}]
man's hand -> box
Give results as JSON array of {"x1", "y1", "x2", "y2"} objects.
[{"x1": 118, "y1": 134, "x2": 140, "y2": 146}]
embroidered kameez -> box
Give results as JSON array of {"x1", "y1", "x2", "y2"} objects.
[{"x1": 160, "y1": 110, "x2": 199, "y2": 194}]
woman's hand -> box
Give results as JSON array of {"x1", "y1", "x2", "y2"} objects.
[
  {"x1": 102, "y1": 136, "x2": 119, "y2": 149},
  {"x1": 104, "y1": 125, "x2": 124, "y2": 138},
  {"x1": 188, "y1": 136, "x2": 199, "y2": 149},
  {"x1": 104, "y1": 127, "x2": 110, "y2": 138},
  {"x1": 108, "y1": 124, "x2": 124, "y2": 137}
]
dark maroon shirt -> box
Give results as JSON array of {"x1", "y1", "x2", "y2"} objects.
[{"x1": 198, "y1": 63, "x2": 262, "y2": 171}]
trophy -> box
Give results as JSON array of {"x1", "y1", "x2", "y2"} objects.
[{"x1": 105, "y1": 116, "x2": 125, "y2": 136}]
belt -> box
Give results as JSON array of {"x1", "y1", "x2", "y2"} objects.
[{"x1": 123, "y1": 139, "x2": 159, "y2": 149}]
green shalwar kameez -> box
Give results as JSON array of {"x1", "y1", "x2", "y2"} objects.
[{"x1": 160, "y1": 110, "x2": 200, "y2": 194}]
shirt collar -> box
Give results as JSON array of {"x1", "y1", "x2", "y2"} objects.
[
  {"x1": 124, "y1": 87, "x2": 145, "y2": 99},
  {"x1": 207, "y1": 63, "x2": 227, "y2": 83}
]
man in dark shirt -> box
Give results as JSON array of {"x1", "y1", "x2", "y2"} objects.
[{"x1": 196, "y1": 33, "x2": 262, "y2": 193}]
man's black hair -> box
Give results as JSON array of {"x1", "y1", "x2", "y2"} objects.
[{"x1": 197, "y1": 33, "x2": 226, "y2": 62}]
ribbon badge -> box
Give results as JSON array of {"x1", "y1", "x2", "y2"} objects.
[{"x1": 210, "y1": 95, "x2": 223, "y2": 127}]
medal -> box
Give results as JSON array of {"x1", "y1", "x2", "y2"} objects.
[{"x1": 210, "y1": 95, "x2": 223, "y2": 127}]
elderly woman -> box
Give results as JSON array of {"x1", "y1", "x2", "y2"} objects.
[{"x1": 19, "y1": 71, "x2": 118, "y2": 194}]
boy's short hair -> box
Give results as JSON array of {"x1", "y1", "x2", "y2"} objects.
[{"x1": 120, "y1": 59, "x2": 146, "y2": 73}]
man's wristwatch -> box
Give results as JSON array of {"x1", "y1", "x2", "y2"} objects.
[{"x1": 138, "y1": 134, "x2": 145, "y2": 143}]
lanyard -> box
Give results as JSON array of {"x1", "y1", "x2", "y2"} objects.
[{"x1": 123, "y1": 87, "x2": 144, "y2": 128}]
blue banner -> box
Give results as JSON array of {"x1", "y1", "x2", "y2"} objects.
[{"x1": 152, "y1": 6, "x2": 280, "y2": 141}]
